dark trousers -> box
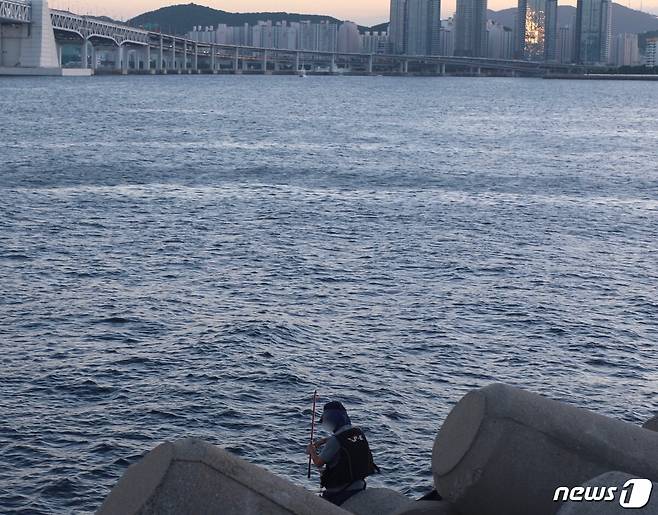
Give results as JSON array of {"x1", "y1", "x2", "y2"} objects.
[{"x1": 321, "y1": 487, "x2": 364, "y2": 506}]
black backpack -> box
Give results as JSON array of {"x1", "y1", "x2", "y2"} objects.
[{"x1": 321, "y1": 427, "x2": 380, "y2": 489}]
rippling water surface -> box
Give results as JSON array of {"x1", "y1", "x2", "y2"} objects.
[{"x1": 1, "y1": 75, "x2": 657, "y2": 514}]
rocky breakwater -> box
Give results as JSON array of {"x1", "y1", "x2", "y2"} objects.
[
  {"x1": 433, "y1": 384, "x2": 658, "y2": 515},
  {"x1": 97, "y1": 384, "x2": 658, "y2": 515}
]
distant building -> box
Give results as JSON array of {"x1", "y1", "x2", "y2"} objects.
[
  {"x1": 440, "y1": 18, "x2": 456, "y2": 56},
  {"x1": 404, "y1": 0, "x2": 442, "y2": 55},
  {"x1": 187, "y1": 20, "x2": 341, "y2": 52},
  {"x1": 389, "y1": 0, "x2": 407, "y2": 53},
  {"x1": 455, "y1": 0, "x2": 488, "y2": 57},
  {"x1": 252, "y1": 21, "x2": 274, "y2": 49},
  {"x1": 574, "y1": 0, "x2": 612, "y2": 64},
  {"x1": 337, "y1": 22, "x2": 362, "y2": 53},
  {"x1": 275, "y1": 22, "x2": 299, "y2": 50},
  {"x1": 297, "y1": 21, "x2": 317, "y2": 51},
  {"x1": 361, "y1": 31, "x2": 390, "y2": 54},
  {"x1": 189, "y1": 23, "x2": 251, "y2": 46},
  {"x1": 317, "y1": 21, "x2": 339, "y2": 52},
  {"x1": 515, "y1": 0, "x2": 558, "y2": 60},
  {"x1": 556, "y1": 26, "x2": 574, "y2": 63},
  {"x1": 611, "y1": 33, "x2": 639, "y2": 66},
  {"x1": 646, "y1": 37, "x2": 657, "y2": 66},
  {"x1": 487, "y1": 21, "x2": 513, "y2": 59}
]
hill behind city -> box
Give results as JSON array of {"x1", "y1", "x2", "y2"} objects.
[{"x1": 129, "y1": 3, "x2": 353, "y2": 34}]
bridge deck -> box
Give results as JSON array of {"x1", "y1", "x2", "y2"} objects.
[{"x1": 0, "y1": 0, "x2": 31, "y2": 23}]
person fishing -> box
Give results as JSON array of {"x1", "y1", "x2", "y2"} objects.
[{"x1": 306, "y1": 401, "x2": 380, "y2": 506}]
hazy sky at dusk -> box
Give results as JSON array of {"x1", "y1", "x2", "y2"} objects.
[{"x1": 48, "y1": 0, "x2": 658, "y2": 24}]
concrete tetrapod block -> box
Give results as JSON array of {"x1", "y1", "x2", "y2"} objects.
[
  {"x1": 391, "y1": 500, "x2": 460, "y2": 515},
  {"x1": 341, "y1": 488, "x2": 413, "y2": 515},
  {"x1": 557, "y1": 472, "x2": 658, "y2": 515},
  {"x1": 98, "y1": 438, "x2": 349, "y2": 515},
  {"x1": 432, "y1": 383, "x2": 658, "y2": 515},
  {"x1": 643, "y1": 415, "x2": 658, "y2": 432}
]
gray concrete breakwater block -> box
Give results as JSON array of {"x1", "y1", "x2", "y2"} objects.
[
  {"x1": 97, "y1": 438, "x2": 349, "y2": 515},
  {"x1": 557, "y1": 471, "x2": 658, "y2": 515},
  {"x1": 643, "y1": 415, "x2": 658, "y2": 432},
  {"x1": 341, "y1": 488, "x2": 413, "y2": 515},
  {"x1": 432, "y1": 383, "x2": 658, "y2": 515}
]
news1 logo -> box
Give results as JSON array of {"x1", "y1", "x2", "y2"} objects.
[{"x1": 553, "y1": 478, "x2": 653, "y2": 509}]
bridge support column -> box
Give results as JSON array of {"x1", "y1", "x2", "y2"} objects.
[
  {"x1": 403, "y1": 60, "x2": 409, "y2": 74},
  {"x1": 330, "y1": 53, "x2": 336, "y2": 73},
  {"x1": 210, "y1": 45, "x2": 216, "y2": 72},
  {"x1": 367, "y1": 54, "x2": 373, "y2": 74},
  {"x1": 183, "y1": 41, "x2": 188, "y2": 72},
  {"x1": 90, "y1": 44, "x2": 97, "y2": 71},
  {"x1": 295, "y1": 51, "x2": 300, "y2": 72},
  {"x1": 263, "y1": 50, "x2": 269, "y2": 74},
  {"x1": 159, "y1": 35, "x2": 164, "y2": 73},
  {"x1": 123, "y1": 47, "x2": 129, "y2": 74},
  {"x1": 115, "y1": 45, "x2": 123, "y2": 72},
  {"x1": 18, "y1": 0, "x2": 59, "y2": 68},
  {"x1": 233, "y1": 47, "x2": 241, "y2": 74},
  {"x1": 171, "y1": 39, "x2": 176, "y2": 71},
  {"x1": 193, "y1": 43, "x2": 198, "y2": 72},
  {"x1": 81, "y1": 39, "x2": 89, "y2": 69},
  {"x1": 145, "y1": 45, "x2": 151, "y2": 71}
]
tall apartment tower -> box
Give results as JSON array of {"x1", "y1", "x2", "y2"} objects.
[
  {"x1": 646, "y1": 38, "x2": 658, "y2": 66},
  {"x1": 389, "y1": 0, "x2": 407, "y2": 53},
  {"x1": 515, "y1": 0, "x2": 558, "y2": 60},
  {"x1": 404, "y1": 0, "x2": 442, "y2": 55},
  {"x1": 455, "y1": 0, "x2": 488, "y2": 57},
  {"x1": 611, "y1": 33, "x2": 639, "y2": 66},
  {"x1": 574, "y1": 0, "x2": 612, "y2": 64}
]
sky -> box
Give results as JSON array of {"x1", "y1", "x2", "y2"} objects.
[{"x1": 48, "y1": 0, "x2": 658, "y2": 24}]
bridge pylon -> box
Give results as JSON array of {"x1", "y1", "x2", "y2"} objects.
[
  {"x1": 19, "y1": 0, "x2": 58, "y2": 68},
  {"x1": 0, "y1": 0, "x2": 61, "y2": 73}
]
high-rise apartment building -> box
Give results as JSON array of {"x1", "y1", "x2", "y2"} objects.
[
  {"x1": 574, "y1": 0, "x2": 612, "y2": 64},
  {"x1": 487, "y1": 21, "x2": 513, "y2": 59},
  {"x1": 556, "y1": 25, "x2": 574, "y2": 63},
  {"x1": 440, "y1": 18, "x2": 456, "y2": 56},
  {"x1": 338, "y1": 22, "x2": 362, "y2": 53},
  {"x1": 389, "y1": 0, "x2": 407, "y2": 54},
  {"x1": 611, "y1": 33, "x2": 639, "y2": 66},
  {"x1": 515, "y1": 0, "x2": 558, "y2": 60},
  {"x1": 362, "y1": 32, "x2": 390, "y2": 54},
  {"x1": 455, "y1": 0, "x2": 488, "y2": 57},
  {"x1": 403, "y1": 0, "x2": 442, "y2": 55},
  {"x1": 646, "y1": 38, "x2": 658, "y2": 66},
  {"x1": 390, "y1": 0, "x2": 441, "y2": 55}
]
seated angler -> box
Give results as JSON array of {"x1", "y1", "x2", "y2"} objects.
[{"x1": 306, "y1": 401, "x2": 380, "y2": 506}]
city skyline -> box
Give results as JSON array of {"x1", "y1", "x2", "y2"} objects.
[{"x1": 47, "y1": 0, "x2": 658, "y2": 24}]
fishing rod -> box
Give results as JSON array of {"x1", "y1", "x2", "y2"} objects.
[{"x1": 307, "y1": 389, "x2": 318, "y2": 479}]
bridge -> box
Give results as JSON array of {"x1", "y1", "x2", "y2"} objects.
[{"x1": 1, "y1": 0, "x2": 584, "y2": 76}]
